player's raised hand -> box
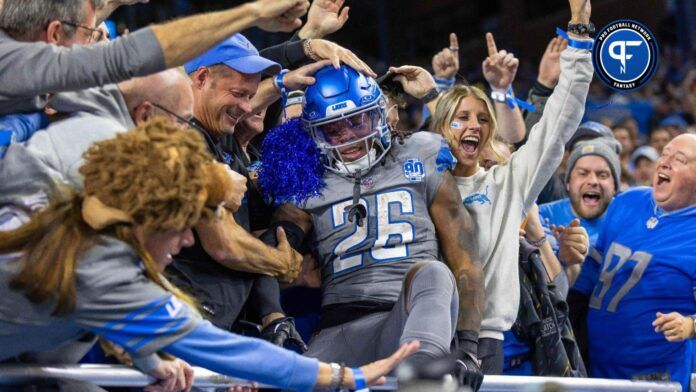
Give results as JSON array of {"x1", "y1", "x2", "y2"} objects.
[
  {"x1": 354, "y1": 341, "x2": 420, "y2": 387},
  {"x1": 432, "y1": 33, "x2": 460, "y2": 80},
  {"x1": 537, "y1": 36, "x2": 568, "y2": 88},
  {"x1": 653, "y1": 312, "x2": 695, "y2": 342},
  {"x1": 389, "y1": 65, "x2": 437, "y2": 100},
  {"x1": 482, "y1": 32, "x2": 519, "y2": 92},
  {"x1": 556, "y1": 219, "x2": 589, "y2": 264},
  {"x1": 300, "y1": 0, "x2": 350, "y2": 39},
  {"x1": 253, "y1": 0, "x2": 310, "y2": 33}
]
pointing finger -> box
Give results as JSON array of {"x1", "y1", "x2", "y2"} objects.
[
  {"x1": 486, "y1": 32, "x2": 498, "y2": 57},
  {"x1": 449, "y1": 32, "x2": 459, "y2": 51}
]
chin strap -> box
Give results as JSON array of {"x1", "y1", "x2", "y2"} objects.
[{"x1": 345, "y1": 169, "x2": 367, "y2": 227}]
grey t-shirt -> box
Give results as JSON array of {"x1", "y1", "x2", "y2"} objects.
[
  {"x1": 302, "y1": 131, "x2": 450, "y2": 307},
  {"x1": 0, "y1": 84, "x2": 131, "y2": 220},
  {"x1": 0, "y1": 236, "x2": 201, "y2": 361}
]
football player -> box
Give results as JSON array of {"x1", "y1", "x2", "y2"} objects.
[{"x1": 270, "y1": 64, "x2": 485, "y2": 390}]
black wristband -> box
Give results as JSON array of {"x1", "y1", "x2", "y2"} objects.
[
  {"x1": 259, "y1": 221, "x2": 306, "y2": 251},
  {"x1": 456, "y1": 330, "x2": 479, "y2": 356},
  {"x1": 419, "y1": 88, "x2": 440, "y2": 104}
]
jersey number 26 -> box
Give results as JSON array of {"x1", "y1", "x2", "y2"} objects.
[{"x1": 331, "y1": 190, "x2": 415, "y2": 275}]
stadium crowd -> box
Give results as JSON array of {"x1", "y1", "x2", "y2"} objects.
[{"x1": 0, "y1": 0, "x2": 694, "y2": 391}]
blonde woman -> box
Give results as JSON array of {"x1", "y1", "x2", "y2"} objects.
[
  {"x1": 430, "y1": 0, "x2": 594, "y2": 373},
  {"x1": 0, "y1": 120, "x2": 417, "y2": 391}
]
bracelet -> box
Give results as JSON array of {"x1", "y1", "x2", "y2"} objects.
[
  {"x1": 490, "y1": 87, "x2": 536, "y2": 112},
  {"x1": 329, "y1": 362, "x2": 341, "y2": 389},
  {"x1": 527, "y1": 234, "x2": 547, "y2": 248},
  {"x1": 420, "y1": 88, "x2": 440, "y2": 104},
  {"x1": 338, "y1": 363, "x2": 348, "y2": 390},
  {"x1": 352, "y1": 367, "x2": 367, "y2": 391},
  {"x1": 274, "y1": 69, "x2": 290, "y2": 106},
  {"x1": 303, "y1": 39, "x2": 320, "y2": 61},
  {"x1": 556, "y1": 27, "x2": 594, "y2": 50},
  {"x1": 490, "y1": 90, "x2": 506, "y2": 103},
  {"x1": 285, "y1": 90, "x2": 305, "y2": 107}
]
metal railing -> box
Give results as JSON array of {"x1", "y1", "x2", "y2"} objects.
[{"x1": 0, "y1": 364, "x2": 684, "y2": 391}]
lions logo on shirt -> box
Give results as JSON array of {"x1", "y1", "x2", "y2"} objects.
[{"x1": 403, "y1": 158, "x2": 425, "y2": 182}]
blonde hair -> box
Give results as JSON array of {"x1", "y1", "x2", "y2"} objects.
[
  {"x1": 1, "y1": 119, "x2": 212, "y2": 315},
  {"x1": 431, "y1": 85, "x2": 501, "y2": 162}
]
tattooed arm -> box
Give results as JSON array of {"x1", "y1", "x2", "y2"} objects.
[{"x1": 428, "y1": 172, "x2": 484, "y2": 334}]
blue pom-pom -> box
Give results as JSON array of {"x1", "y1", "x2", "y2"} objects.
[
  {"x1": 436, "y1": 139, "x2": 457, "y2": 172},
  {"x1": 259, "y1": 118, "x2": 326, "y2": 206}
]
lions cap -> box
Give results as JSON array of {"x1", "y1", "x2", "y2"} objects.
[{"x1": 184, "y1": 34, "x2": 281, "y2": 76}]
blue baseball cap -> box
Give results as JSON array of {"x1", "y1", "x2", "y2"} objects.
[
  {"x1": 184, "y1": 34, "x2": 281, "y2": 76},
  {"x1": 659, "y1": 115, "x2": 688, "y2": 130}
]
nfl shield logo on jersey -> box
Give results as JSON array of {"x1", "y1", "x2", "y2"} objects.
[
  {"x1": 403, "y1": 158, "x2": 425, "y2": 182},
  {"x1": 646, "y1": 216, "x2": 659, "y2": 229}
]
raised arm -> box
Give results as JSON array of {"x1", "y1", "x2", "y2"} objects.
[
  {"x1": 298, "y1": 0, "x2": 350, "y2": 39},
  {"x1": 506, "y1": 0, "x2": 593, "y2": 211},
  {"x1": 482, "y1": 32, "x2": 526, "y2": 144},
  {"x1": 0, "y1": 0, "x2": 309, "y2": 114},
  {"x1": 95, "y1": 0, "x2": 149, "y2": 24}
]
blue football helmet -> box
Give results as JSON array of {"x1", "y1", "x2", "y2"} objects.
[{"x1": 303, "y1": 65, "x2": 390, "y2": 177}]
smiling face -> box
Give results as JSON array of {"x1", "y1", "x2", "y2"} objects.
[
  {"x1": 318, "y1": 110, "x2": 378, "y2": 162},
  {"x1": 447, "y1": 96, "x2": 492, "y2": 176},
  {"x1": 652, "y1": 134, "x2": 696, "y2": 211},
  {"x1": 567, "y1": 155, "x2": 616, "y2": 219},
  {"x1": 137, "y1": 228, "x2": 195, "y2": 273},
  {"x1": 192, "y1": 65, "x2": 261, "y2": 137}
]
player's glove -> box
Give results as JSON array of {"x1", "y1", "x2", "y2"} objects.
[
  {"x1": 453, "y1": 330, "x2": 484, "y2": 391},
  {"x1": 260, "y1": 316, "x2": 308, "y2": 352}
]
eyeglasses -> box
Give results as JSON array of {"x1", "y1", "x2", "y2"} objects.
[
  {"x1": 150, "y1": 102, "x2": 195, "y2": 128},
  {"x1": 60, "y1": 21, "x2": 103, "y2": 43}
]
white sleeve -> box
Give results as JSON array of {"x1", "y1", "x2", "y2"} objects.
[{"x1": 504, "y1": 44, "x2": 594, "y2": 212}]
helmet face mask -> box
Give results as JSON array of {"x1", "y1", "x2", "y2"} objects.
[{"x1": 303, "y1": 65, "x2": 391, "y2": 178}]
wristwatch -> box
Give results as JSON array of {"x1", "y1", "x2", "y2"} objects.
[
  {"x1": 567, "y1": 22, "x2": 595, "y2": 35},
  {"x1": 420, "y1": 88, "x2": 440, "y2": 104}
]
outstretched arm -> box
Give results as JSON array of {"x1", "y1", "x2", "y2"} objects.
[{"x1": 0, "y1": 0, "x2": 310, "y2": 115}]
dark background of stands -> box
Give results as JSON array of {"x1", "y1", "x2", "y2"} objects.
[{"x1": 110, "y1": 0, "x2": 696, "y2": 135}]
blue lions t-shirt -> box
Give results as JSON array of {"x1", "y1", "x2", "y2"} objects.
[
  {"x1": 585, "y1": 187, "x2": 696, "y2": 390},
  {"x1": 538, "y1": 197, "x2": 607, "y2": 294}
]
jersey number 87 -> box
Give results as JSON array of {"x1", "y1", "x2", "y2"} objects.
[{"x1": 589, "y1": 242, "x2": 653, "y2": 312}]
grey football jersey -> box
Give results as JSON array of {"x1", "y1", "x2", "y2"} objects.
[{"x1": 303, "y1": 131, "x2": 452, "y2": 306}]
